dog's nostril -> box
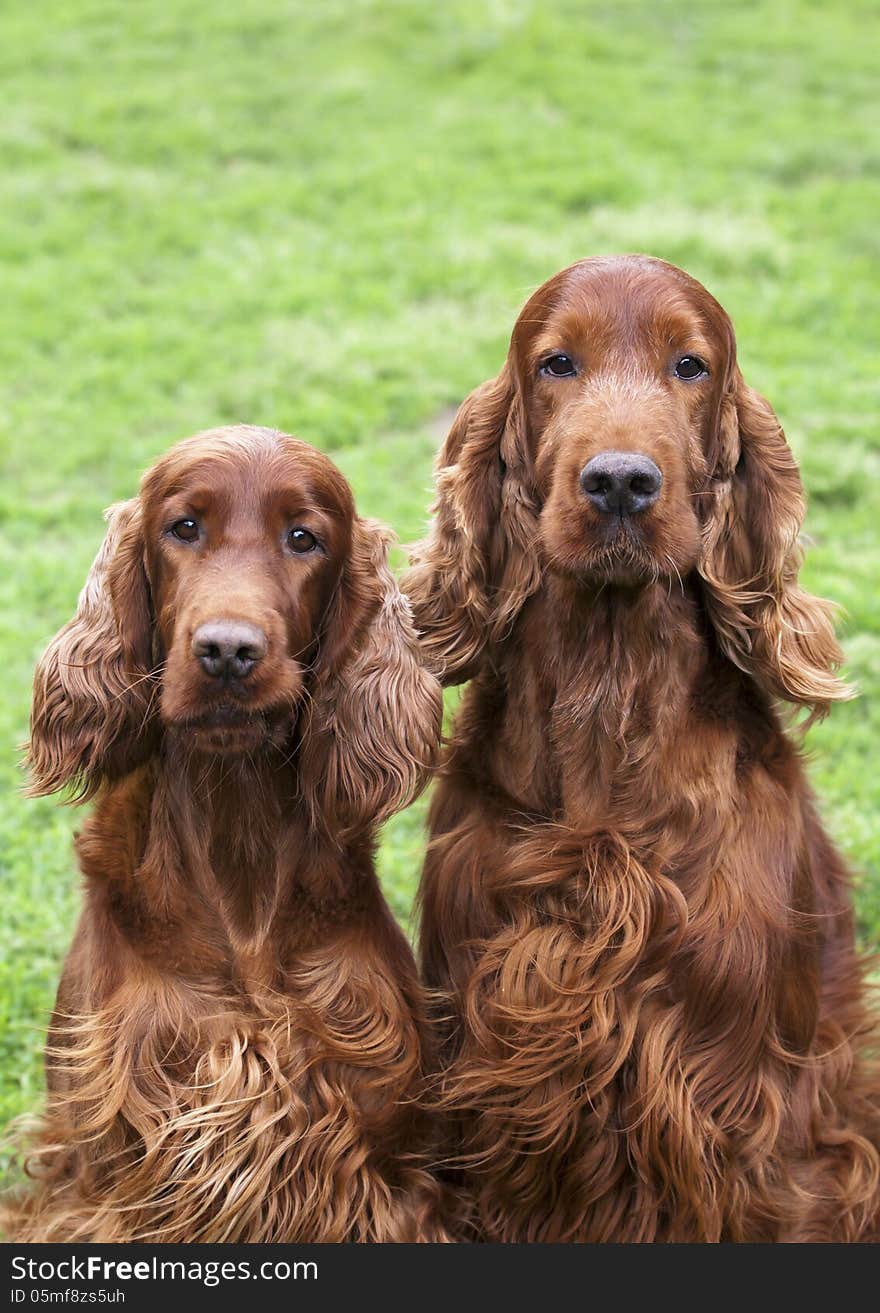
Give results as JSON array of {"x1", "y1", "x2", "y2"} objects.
[
  {"x1": 629, "y1": 471, "x2": 658, "y2": 496},
  {"x1": 582, "y1": 471, "x2": 613, "y2": 497},
  {"x1": 191, "y1": 621, "x2": 268, "y2": 680},
  {"x1": 580, "y1": 452, "x2": 663, "y2": 515}
]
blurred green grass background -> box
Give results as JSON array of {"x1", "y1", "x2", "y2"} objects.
[{"x1": 1, "y1": 0, "x2": 878, "y2": 1141}]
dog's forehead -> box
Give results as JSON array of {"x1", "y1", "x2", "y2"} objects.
[
  {"x1": 142, "y1": 427, "x2": 352, "y2": 514},
  {"x1": 516, "y1": 256, "x2": 730, "y2": 362},
  {"x1": 549, "y1": 267, "x2": 699, "y2": 335}
]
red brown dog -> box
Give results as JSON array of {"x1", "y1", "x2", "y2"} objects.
[
  {"x1": 407, "y1": 256, "x2": 880, "y2": 1242},
  {"x1": 14, "y1": 425, "x2": 448, "y2": 1242}
]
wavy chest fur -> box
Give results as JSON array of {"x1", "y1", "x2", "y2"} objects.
[
  {"x1": 474, "y1": 579, "x2": 763, "y2": 845},
  {"x1": 428, "y1": 579, "x2": 877, "y2": 1242},
  {"x1": 73, "y1": 746, "x2": 373, "y2": 984},
  {"x1": 17, "y1": 746, "x2": 441, "y2": 1243}
]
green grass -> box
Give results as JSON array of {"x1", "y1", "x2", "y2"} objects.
[{"x1": 2, "y1": 0, "x2": 879, "y2": 1154}]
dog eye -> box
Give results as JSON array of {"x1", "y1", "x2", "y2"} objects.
[
  {"x1": 674, "y1": 356, "x2": 708, "y2": 381},
  {"x1": 540, "y1": 354, "x2": 577, "y2": 378},
  {"x1": 287, "y1": 528, "x2": 318, "y2": 554},
  {"x1": 170, "y1": 518, "x2": 199, "y2": 543}
]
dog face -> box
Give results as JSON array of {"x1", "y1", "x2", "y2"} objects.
[
  {"x1": 406, "y1": 255, "x2": 847, "y2": 714},
  {"x1": 517, "y1": 257, "x2": 734, "y2": 587},
  {"x1": 28, "y1": 425, "x2": 442, "y2": 831},
  {"x1": 142, "y1": 429, "x2": 351, "y2": 753}
]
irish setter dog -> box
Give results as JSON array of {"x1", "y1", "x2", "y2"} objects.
[
  {"x1": 12, "y1": 425, "x2": 448, "y2": 1242},
  {"x1": 406, "y1": 256, "x2": 880, "y2": 1242}
]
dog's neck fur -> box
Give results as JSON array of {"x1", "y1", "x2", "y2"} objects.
[
  {"x1": 548, "y1": 573, "x2": 703, "y2": 732},
  {"x1": 469, "y1": 571, "x2": 771, "y2": 835},
  {"x1": 75, "y1": 739, "x2": 369, "y2": 990},
  {"x1": 160, "y1": 742, "x2": 299, "y2": 947}
]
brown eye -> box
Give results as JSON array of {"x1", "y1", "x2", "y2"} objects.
[
  {"x1": 675, "y1": 356, "x2": 708, "y2": 381},
  {"x1": 287, "y1": 527, "x2": 318, "y2": 554},
  {"x1": 170, "y1": 518, "x2": 199, "y2": 543},
  {"x1": 540, "y1": 353, "x2": 577, "y2": 378}
]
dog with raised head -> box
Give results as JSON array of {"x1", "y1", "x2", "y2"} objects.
[
  {"x1": 406, "y1": 256, "x2": 880, "y2": 1242},
  {"x1": 13, "y1": 424, "x2": 448, "y2": 1242}
]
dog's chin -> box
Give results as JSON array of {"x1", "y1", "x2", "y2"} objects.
[
  {"x1": 543, "y1": 514, "x2": 699, "y2": 590},
  {"x1": 547, "y1": 532, "x2": 660, "y2": 589},
  {"x1": 166, "y1": 704, "x2": 294, "y2": 756}
]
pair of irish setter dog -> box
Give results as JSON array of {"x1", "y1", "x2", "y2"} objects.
[{"x1": 8, "y1": 257, "x2": 879, "y2": 1242}]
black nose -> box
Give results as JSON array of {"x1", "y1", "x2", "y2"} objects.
[
  {"x1": 191, "y1": 621, "x2": 267, "y2": 680},
  {"x1": 580, "y1": 451, "x2": 663, "y2": 515}
]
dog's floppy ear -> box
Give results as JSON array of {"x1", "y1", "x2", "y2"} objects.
[
  {"x1": 699, "y1": 371, "x2": 851, "y2": 718},
  {"x1": 299, "y1": 518, "x2": 442, "y2": 839},
  {"x1": 403, "y1": 360, "x2": 542, "y2": 684},
  {"x1": 28, "y1": 499, "x2": 156, "y2": 799}
]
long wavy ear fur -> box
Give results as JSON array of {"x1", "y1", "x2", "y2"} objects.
[
  {"x1": 300, "y1": 518, "x2": 443, "y2": 838},
  {"x1": 403, "y1": 361, "x2": 542, "y2": 684},
  {"x1": 28, "y1": 499, "x2": 156, "y2": 800},
  {"x1": 699, "y1": 372, "x2": 852, "y2": 718}
]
